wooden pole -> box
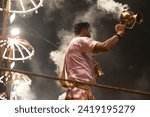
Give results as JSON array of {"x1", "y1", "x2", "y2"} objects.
[
  {"x1": 0, "y1": 0, "x2": 11, "y2": 100},
  {"x1": 1, "y1": 0, "x2": 11, "y2": 66}
]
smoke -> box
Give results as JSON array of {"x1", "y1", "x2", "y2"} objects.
[
  {"x1": 44, "y1": 0, "x2": 65, "y2": 10},
  {"x1": 8, "y1": 73, "x2": 36, "y2": 100},
  {"x1": 75, "y1": 6, "x2": 97, "y2": 24},
  {"x1": 50, "y1": 29, "x2": 74, "y2": 74},
  {"x1": 49, "y1": 30, "x2": 74, "y2": 96},
  {"x1": 74, "y1": 6, "x2": 101, "y2": 39},
  {"x1": 97, "y1": 0, "x2": 129, "y2": 19},
  {"x1": 10, "y1": 79, "x2": 36, "y2": 100},
  {"x1": 43, "y1": 0, "x2": 65, "y2": 21}
]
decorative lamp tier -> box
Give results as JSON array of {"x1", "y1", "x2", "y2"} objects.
[
  {"x1": 0, "y1": 71, "x2": 31, "y2": 100},
  {"x1": 0, "y1": 0, "x2": 43, "y2": 14},
  {"x1": 0, "y1": 36, "x2": 35, "y2": 61}
]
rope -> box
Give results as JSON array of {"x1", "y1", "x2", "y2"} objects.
[{"x1": 0, "y1": 66, "x2": 150, "y2": 97}]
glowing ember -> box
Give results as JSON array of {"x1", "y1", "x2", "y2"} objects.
[{"x1": 0, "y1": 36, "x2": 35, "y2": 61}]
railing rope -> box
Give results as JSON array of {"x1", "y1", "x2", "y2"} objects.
[{"x1": 0, "y1": 66, "x2": 150, "y2": 97}]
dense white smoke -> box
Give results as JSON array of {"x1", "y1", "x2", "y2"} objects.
[
  {"x1": 10, "y1": 79, "x2": 36, "y2": 100},
  {"x1": 50, "y1": 30, "x2": 74, "y2": 74},
  {"x1": 8, "y1": 73, "x2": 36, "y2": 100},
  {"x1": 97, "y1": 0, "x2": 129, "y2": 19}
]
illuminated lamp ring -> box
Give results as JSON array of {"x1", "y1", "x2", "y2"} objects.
[
  {"x1": 0, "y1": 0, "x2": 43, "y2": 14},
  {"x1": 0, "y1": 71, "x2": 31, "y2": 85},
  {"x1": 0, "y1": 36, "x2": 35, "y2": 61}
]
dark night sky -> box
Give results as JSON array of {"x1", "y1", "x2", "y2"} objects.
[{"x1": 0, "y1": 0, "x2": 150, "y2": 100}]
